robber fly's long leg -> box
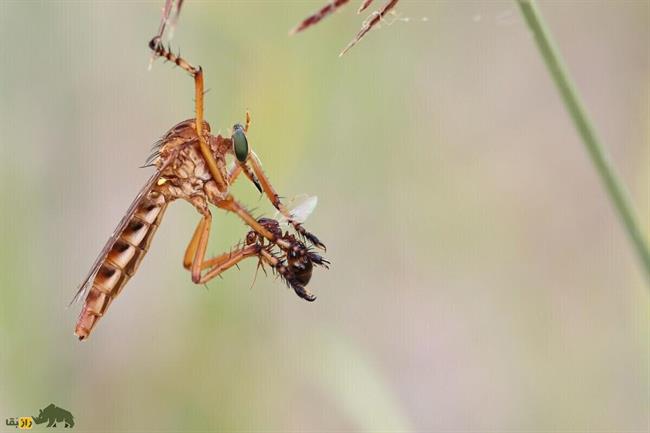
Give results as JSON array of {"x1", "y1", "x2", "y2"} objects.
[
  {"x1": 182, "y1": 213, "x2": 206, "y2": 271},
  {"x1": 182, "y1": 220, "x2": 259, "y2": 283},
  {"x1": 181, "y1": 212, "x2": 213, "y2": 283},
  {"x1": 235, "y1": 111, "x2": 321, "y2": 248},
  {"x1": 246, "y1": 153, "x2": 326, "y2": 250},
  {"x1": 227, "y1": 160, "x2": 261, "y2": 194},
  {"x1": 196, "y1": 244, "x2": 261, "y2": 284},
  {"x1": 182, "y1": 210, "x2": 266, "y2": 283},
  {"x1": 227, "y1": 164, "x2": 243, "y2": 184},
  {"x1": 148, "y1": 39, "x2": 227, "y2": 191},
  {"x1": 216, "y1": 195, "x2": 291, "y2": 250},
  {"x1": 181, "y1": 195, "x2": 292, "y2": 264}
]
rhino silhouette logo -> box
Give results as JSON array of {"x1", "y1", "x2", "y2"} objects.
[{"x1": 32, "y1": 404, "x2": 74, "y2": 428}]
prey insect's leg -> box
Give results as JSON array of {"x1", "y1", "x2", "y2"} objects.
[
  {"x1": 247, "y1": 152, "x2": 326, "y2": 249},
  {"x1": 148, "y1": 40, "x2": 227, "y2": 191},
  {"x1": 197, "y1": 244, "x2": 260, "y2": 284},
  {"x1": 259, "y1": 249, "x2": 317, "y2": 301},
  {"x1": 216, "y1": 195, "x2": 291, "y2": 250}
]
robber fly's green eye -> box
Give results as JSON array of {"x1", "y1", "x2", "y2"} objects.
[{"x1": 231, "y1": 124, "x2": 249, "y2": 163}]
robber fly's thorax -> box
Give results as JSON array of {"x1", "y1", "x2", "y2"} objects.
[{"x1": 154, "y1": 119, "x2": 234, "y2": 204}]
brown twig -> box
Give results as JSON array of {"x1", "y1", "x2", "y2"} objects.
[{"x1": 291, "y1": 0, "x2": 401, "y2": 56}]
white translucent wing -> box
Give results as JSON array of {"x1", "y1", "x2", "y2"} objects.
[{"x1": 275, "y1": 195, "x2": 318, "y2": 228}]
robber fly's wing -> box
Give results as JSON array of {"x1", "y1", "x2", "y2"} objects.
[
  {"x1": 275, "y1": 195, "x2": 318, "y2": 228},
  {"x1": 160, "y1": 0, "x2": 184, "y2": 42},
  {"x1": 69, "y1": 169, "x2": 164, "y2": 306}
]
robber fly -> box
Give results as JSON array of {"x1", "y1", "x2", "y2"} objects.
[{"x1": 72, "y1": 6, "x2": 327, "y2": 340}]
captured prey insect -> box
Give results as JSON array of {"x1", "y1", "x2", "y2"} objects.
[
  {"x1": 290, "y1": 0, "x2": 400, "y2": 56},
  {"x1": 205, "y1": 215, "x2": 330, "y2": 302},
  {"x1": 71, "y1": 19, "x2": 327, "y2": 341}
]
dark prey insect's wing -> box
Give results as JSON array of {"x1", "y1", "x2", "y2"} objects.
[{"x1": 69, "y1": 169, "x2": 163, "y2": 306}]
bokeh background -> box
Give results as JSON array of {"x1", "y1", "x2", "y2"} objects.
[{"x1": 1, "y1": 1, "x2": 648, "y2": 431}]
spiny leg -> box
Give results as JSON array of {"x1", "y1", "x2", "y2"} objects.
[
  {"x1": 183, "y1": 212, "x2": 263, "y2": 284},
  {"x1": 196, "y1": 244, "x2": 261, "y2": 284},
  {"x1": 237, "y1": 110, "x2": 319, "y2": 245},
  {"x1": 234, "y1": 110, "x2": 305, "y2": 233},
  {"x1": 148, "y1": 39, "x2": 227, "y2": 191},
  {"x1": 216, "y1": 195, "x2": 291, "y2": 250},
  {"x1": 227, "y1": 158, "x2": 261, "y2": 193},
  {"x1": 247, "y1": 152, "x2": 326, "y2": 249}
]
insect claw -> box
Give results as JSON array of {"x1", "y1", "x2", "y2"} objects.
[
  {"x1": 251, "y1": 177, "x2": 263, "y2": 194},
  {"x1": 292, "y1": 283, "x2": 317, "y2": 302},
  {"x1": 309, "y1": 253, "x2": 330, "y2": 269},
  {"x1": 302, "y1": 231, "x2": 326, "y2": 251}
]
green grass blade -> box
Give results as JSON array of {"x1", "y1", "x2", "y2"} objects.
[{"x1": 516, "y1": 0, "x2": 650, "y2": 284}]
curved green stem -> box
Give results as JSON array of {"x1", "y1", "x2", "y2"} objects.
[{"x1": 516, "y1": 0, "x2": 650, "y2": 284}]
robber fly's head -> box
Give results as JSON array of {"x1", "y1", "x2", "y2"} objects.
[
  {"x1": 229, "y1": 119, "x2": 262, "y2": 194},
  {"x1": 231, "y1": 123, "x2": 249, "y2": 163}
]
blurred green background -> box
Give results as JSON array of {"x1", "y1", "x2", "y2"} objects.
[{"x1": 0, "y1": 1, "x2": 648, "y2": 431}]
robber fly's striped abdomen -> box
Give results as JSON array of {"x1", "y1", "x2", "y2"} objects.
[{"x1": 75, "y1": 187, "x2": 168, "y2": 340}]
